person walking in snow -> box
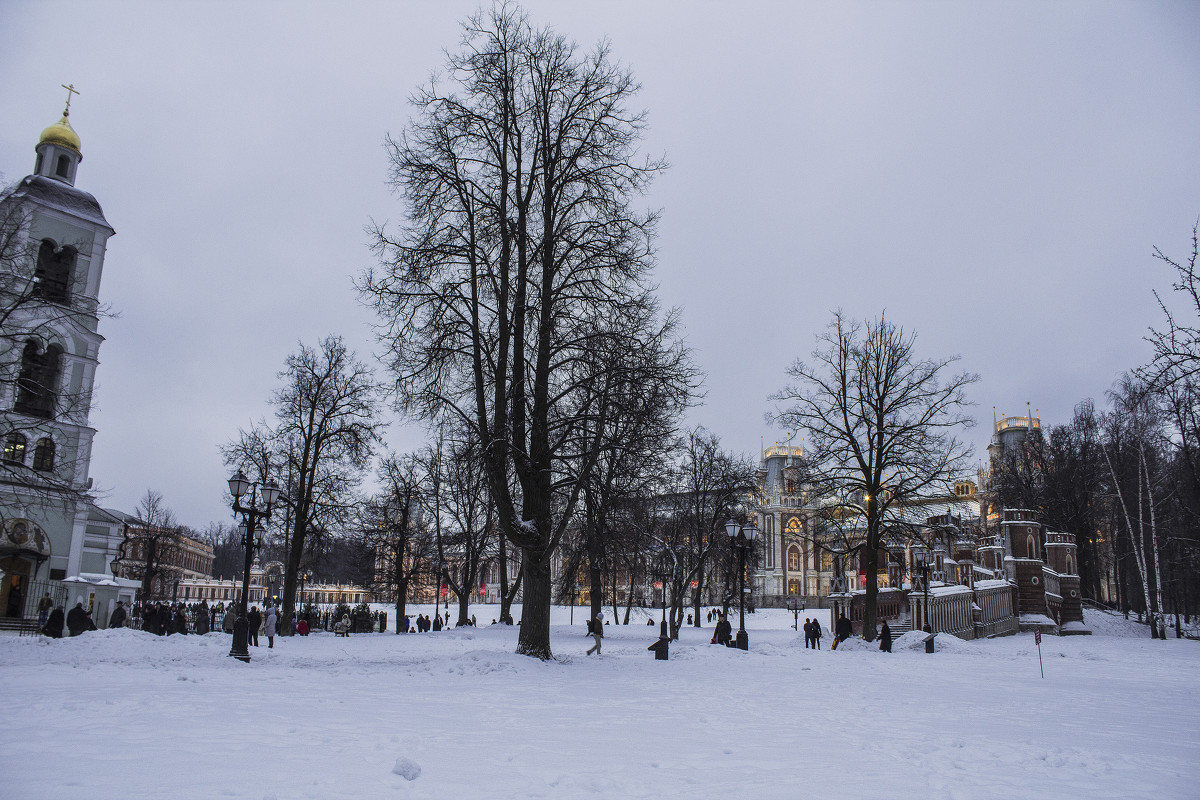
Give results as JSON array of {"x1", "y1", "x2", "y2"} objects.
[
  {"x1": 223, "y1": 606, "x2": 236, "y2": 634},
  {"x1": 265, "y1": 606, "x2": 278, "y2": 648},
  {"x1": 247, "y1": 606, "x2": 261, "y2": 647},
  {"x1": 586, "y1": 614, "x2": 604, "y2": 655},
  {"x1": 714, "y1": 614, "x2": 732, "y2": 646},
  {"x1": 811, "y1": 619, "x2": 822, "y2": 650},
  {"x1": 66, "y1": 601, "x2": 88, "y2": 636},
  {"x1": 879, "y1": 620, "x2": 892, "y2": 653}
]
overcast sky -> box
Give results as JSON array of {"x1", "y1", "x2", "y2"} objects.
[{"x1": 2, "y1": 1, "x2": 1198, "y2": 529}]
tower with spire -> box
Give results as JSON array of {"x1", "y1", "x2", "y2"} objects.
[{"x1": 0, "y1": 88, "x2": 126, "y2": 622}]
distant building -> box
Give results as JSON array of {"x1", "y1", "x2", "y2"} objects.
[
  {"x1": 750, "y1": 414, "x2": 1089, "y2": 637},
  {"x1": 109, "y1": 511, "x2": 214, "y2": 600}
]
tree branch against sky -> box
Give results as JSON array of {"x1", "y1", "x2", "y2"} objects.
[{"x1": 771, "y1": 311, "x2": 977, "y2": 640}]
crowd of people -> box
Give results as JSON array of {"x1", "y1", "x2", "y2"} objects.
[{"x1": 401, "y1": 612, "x2": 481, "y2": 632}]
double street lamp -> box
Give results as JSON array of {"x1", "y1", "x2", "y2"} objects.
[
  {"x1": 725, "y1": 518, "x2": 758, "y2": 651},
  {"x1": 227, "y1": 469, "x2": 282, "y2": 663}
]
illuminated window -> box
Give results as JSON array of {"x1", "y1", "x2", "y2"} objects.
[{"x1": 3, "y1": 433, "x2": 27, "y2": 464}]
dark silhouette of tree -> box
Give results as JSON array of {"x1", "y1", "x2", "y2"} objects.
[{"x1": 360, "y1": 3, "x2": 678, "y2": 658}]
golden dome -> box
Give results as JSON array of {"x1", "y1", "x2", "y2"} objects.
[{"x1": 39, "y1": 114, "x2": 81, "y2": 154}]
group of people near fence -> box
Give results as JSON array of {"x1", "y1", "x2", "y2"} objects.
[{"x1": 37, "y1": 593, "x2": 106, "y2": 638}]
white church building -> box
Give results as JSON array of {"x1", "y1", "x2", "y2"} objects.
[{"x1": 0, "y1": 92, "x2": 136, "y2": 627}]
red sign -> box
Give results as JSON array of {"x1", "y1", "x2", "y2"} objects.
[
  {"x1": 690, "y1": 580, "x2": 699, "y2": 588},
  {"x1": 652, "y1": 581, "x2": 662, "y2": 589},
  {"x1": 440, "y1": 583, "x2": 448, "y2": 599},
  {"x1": 479, "y1": 583, "x2": 487, "y2": 597}
]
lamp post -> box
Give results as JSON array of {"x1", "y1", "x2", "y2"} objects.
[
  {"x1": 725, "y1": 518, "x2": 758, "y2": 651},
  {"x1": 298, "y1": 568, "x2": 312, "y2": 623},
  {"x1": 913, "y1": 548, "x2": 931, "y2": 633},
  {"x1": 440, "y1": 563, "x2": 449, "y2": 624},
  {"x1": 227, "y1": 469, "x2": 282, "y2": 663}
]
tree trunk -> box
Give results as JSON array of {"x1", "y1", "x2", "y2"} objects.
[
  {"x1": 516, "y1": 548, "x2": 553, "y2": 659},
  {"x1": 1141, "y1": 447, "x2": 1167, "y2": 640}
]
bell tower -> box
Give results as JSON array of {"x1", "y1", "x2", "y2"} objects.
[{"x1": 1, "y1": 88, "x2": 118, "y2": 614}]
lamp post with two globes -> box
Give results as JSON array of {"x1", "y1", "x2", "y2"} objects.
[
  {"x1": 227, "y1": 469, "x2": 282, "y2": 663},
  {"x1": 725, "y1": 518, "x2": 758, "y2": 651}
]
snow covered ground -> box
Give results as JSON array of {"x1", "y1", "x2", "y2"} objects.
[{"x1": 2, "y1": 606, "x2": 1195, "y2": 800}]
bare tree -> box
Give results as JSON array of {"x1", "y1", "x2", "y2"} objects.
[
  {"x1": 427, "y1": 434, "x2": 496, "y2": 626},
  {"x1": 771, "y1": 312, "x2": 977, "y2": 640},
  {"x1": 360, "y1": 3, "x2": 672, "y2": 658},
  {"x1": 113, "y1": 490, "x2": 185, "y2": 602},
  {"x1": 224, "y1": 335, "x2": 383, "y2": 634},
  {"x1": 360, "y1": 453, "x2": 433, "y2": 632},
  {"x1": 1103, "y1": 377, "x2": 1171, "y2": 637},
  {"x1": 654, "y1": 428, "x2": 753, "y2": 636}
]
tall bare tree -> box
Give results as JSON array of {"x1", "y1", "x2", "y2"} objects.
[
  {"x1": 224, "y1": 335, "x2": 383, "y2": 634},
  {"x1": 360, "y1": 3, "x2": 673, "y2": 658},
  {"x1": 771, "y1": 312, "x2": 977, "y2": 641}
]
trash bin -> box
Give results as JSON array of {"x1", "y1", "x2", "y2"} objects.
[{"x1": 923, "y1": 627, "x2": 936, "y2": 654}]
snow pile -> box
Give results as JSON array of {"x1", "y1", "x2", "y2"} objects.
[{"x1": 392, "y1": 756, "x2": 421, "y2": 781}]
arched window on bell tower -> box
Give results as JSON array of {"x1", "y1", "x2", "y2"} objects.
[
  {"x1": 32, "y1": 437, "x2": 56, "y2": 472},
  {"x1": 14, "y1": 340, "x2": 63, "y2": 418},
  {"x1": 34, "y1": 240, "x2": 76, "y2": 304}
]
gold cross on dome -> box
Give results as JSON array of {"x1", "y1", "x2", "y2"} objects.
[{"x1": 61, "y1": 83, "x2": 79, "y2": 115}]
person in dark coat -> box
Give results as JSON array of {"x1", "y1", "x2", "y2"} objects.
[
  {"x1": 835, "y1": 613, "x2": 852, "y2": 644},
  {"x1": 66, "y1": 601, "x2": 88, "y2": 636},
  {"x1": 802, "y1": 618, "x2": 812, "y2": 649},
  {"x1": 714, "y1": 614, "x2": 732, "y2": 646},
  {"x1": 586, "y1": 614, "x2": 604, "y2": 655},
  {"x1": 44, "y1": 605, "x2": 65, "y2": 638},
  {"x1": 153, "y1": 603, "x2": 167, "y2": 636},
  {"x1": 402, "y1": 614, "x2": 410, "y2": 633},
  {"x1": 109, "y1": 601, "x2": 128, "y2": 629},
  {"x1": 247, "y1": 606, "x2": 261, "y2": 646},
  {"x1": 194, "y1": 601, "x2": 210, "y2": 634},
  {"x1": 879, "y1": 620, "x2": 893, "y2": 653},
  {"x1": 811, "y1": 619, "x2": 822, "y2": 649},
  {"x1": 432, "y1": 615, "x2": 442, "y2": 631}
]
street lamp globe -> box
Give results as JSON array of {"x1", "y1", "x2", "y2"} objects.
[
  {"x1": 228, "y1": 469, "x2": 251, "y2": 499},
  {"x1": 262, "y1": 479, "x2": 283, "y2": 506}
]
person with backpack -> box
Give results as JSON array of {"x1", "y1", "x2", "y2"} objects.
[{"x1": 586, "y1": 613, "x2": 604, "y2": 655}]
